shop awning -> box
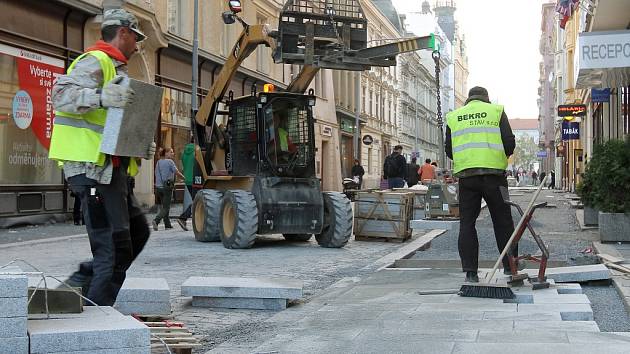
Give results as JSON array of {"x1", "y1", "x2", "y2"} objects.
[{"x1": 576, "y1": 30, "x2": 630, "y2": 89}]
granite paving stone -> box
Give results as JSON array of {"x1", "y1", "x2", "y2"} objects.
[
  {"x1": 181, "y1": 276, "x2": 303, "y2": 299},
  {"x1": 531, "y1": 293, "x2": 591, "y2": 304},
  {"x1": 482, "y1": 311, "x2": 562, "y2": 321},
  {"x1": 476, "y1": 330, "x2": 569, "y2": 343},
  {"x1": 191, "y1": 296, "x2": 288, "y2": 310},
  {"x1": 452, "y1": 343, "x2": 630, "y2": 354},
  {"x1": 566, "y1": 331, "x2": 630, "y2": 343},
  {"x1": 513, "y1": 320, "x2": 600, "y2": 332},
  {"x1": 0, "y1": 316, "x2": 27, "y2": 338},
  {"x1": 0, "y1": 274, "x2": 28, "y2": 298},
  {"x1": 0, "y1": 296, "x2": 27, "y2": 317},
  {"x1": 517, "y1": 303, "x2": 593, "y2": 321},
  {"x1": 114, "y1": 277, "x2": 170, "y2": 303},
  {"x1": 0, "y1": 336, "x2": 28, "y2": 354},
  {"x1": 544, "y1": 264, "x2": 611, "y2": 283},
  {"x1": 113, "y1": 301, "x2": 171, "y2": 316},
  {"x1": 28, "y1": 306, "x2": 150, "y2": 353}
]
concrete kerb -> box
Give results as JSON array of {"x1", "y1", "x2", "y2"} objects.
[
  {"x1": 0, "y1": 233, "x2": 87, "y2": 250},
  {"x1": 368, "y1": 229, "x2": 447, "y2": 271},
  {"x1": 592, "y1": 242, "x2": 630, "y2": 314},
  {"x1": 576, "y1": 209, "x2": 598, "y2": 231}
]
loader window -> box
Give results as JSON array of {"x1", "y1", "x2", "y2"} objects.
[{"x1": 264, "y1": 98, "x2": 311, "y2": 175}]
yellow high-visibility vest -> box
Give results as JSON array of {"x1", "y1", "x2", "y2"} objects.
[
  {"x1": 446, "y1": 100, "x2": 507, "y2": 175},
  {"x1": 48, "y1": 50, "x2": 138, "y2": 176}
]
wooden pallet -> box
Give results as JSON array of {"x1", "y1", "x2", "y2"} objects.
[
  {"x1": 142, "y1": 319, "x2": 201, "y2": 354},
  {"x1": 354, "y1": 235, "x2": 410, "y2": 243}
]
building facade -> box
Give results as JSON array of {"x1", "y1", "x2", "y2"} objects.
[
  {"x1": 0, "y1": 0, "x2": 342, "y2": 226},
  {"x1": 537, "y1": 1, "x2": 557, "y2": 176}
]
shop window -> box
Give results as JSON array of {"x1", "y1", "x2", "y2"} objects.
[{"x1": 0, "y1": 44, "x2": 63, "y2": 185}]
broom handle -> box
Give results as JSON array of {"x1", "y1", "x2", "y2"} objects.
[{"x1": 486, "y1": 175, "x2": 550, "y2": 282}]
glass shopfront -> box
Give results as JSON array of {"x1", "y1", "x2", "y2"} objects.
[
  {"x1": 0, "y1": 43, "x2": 64, "y2": 185},
  {"x1": 160, "y1": 86, "x2": 193, "y2": 172}
]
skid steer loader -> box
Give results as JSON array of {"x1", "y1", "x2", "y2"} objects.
[{"x1": 191, "y1": 0, "x2": 439, "y2": 249}]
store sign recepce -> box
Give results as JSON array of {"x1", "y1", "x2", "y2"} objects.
[{"x1": 558, "y1": 104, "x2": 586, "y2": 117}]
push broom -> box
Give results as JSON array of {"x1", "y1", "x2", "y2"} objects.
[{"x1": 459, "y1": 175, "x2": 550, "y2": 299}]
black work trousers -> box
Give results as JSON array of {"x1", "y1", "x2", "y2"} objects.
[
  {"x1": 69, "y1": 166, "x2": 140, "y2": 306},
  {"x1": 458, "y1": 174, "x2": 516, "y2": 272}
]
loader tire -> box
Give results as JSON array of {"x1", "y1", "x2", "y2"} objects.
[
  {"x1": 192, "y1": 189, "x2": 222, "y2": 242},
  {"x1": 283, "y1": 234, "x2": 312, "y2": 242},
  {"x1": 219, "y1": 190, "x2": 258, "y2": 249},
  {"x1": 315, "y1": 192, "x2": 353, "y2": 248}
]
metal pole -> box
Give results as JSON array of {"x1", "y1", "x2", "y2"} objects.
[
  {"x1": 354, "y1": 71, "x2": 361, "y2": 160},
  {"x1": 191, "y1": 0, "x2": 199, "y2": 135}
]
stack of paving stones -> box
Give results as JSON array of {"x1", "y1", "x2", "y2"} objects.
[
  {"x1": 181, "y1": 276, "x2": 303, "y2": 310},
  {"x1": 114, "y1": 278, "x2": 171, "y2": 316},
  {"x1": 0, "y1": 267, "x2": 28, "y2": 354},
  {"x1": 28, "y1": 306, "x2": 151, "y2": 353}
]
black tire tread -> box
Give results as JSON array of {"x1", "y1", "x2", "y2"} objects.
[
  {"x1": 220, "y1": 190, "x2": 258, "y2": 249},
  {"x1": 193, "y1": 189, "x2": 222, "y2": 242},
  {"x1": 315, "y1": 192, "x2": 353, "y2": 248}
]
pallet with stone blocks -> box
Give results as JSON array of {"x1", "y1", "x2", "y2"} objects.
[
  {"x1": 353, "y1": 190, "x2": 414, "y2": 242},
  {"x1": 144, "y1": 320, "x2": 201, "y2": 354}
]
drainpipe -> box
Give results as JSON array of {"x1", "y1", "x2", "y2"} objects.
[{"x1": 191, "y1": 0, "x2": 199, "y2": 136}]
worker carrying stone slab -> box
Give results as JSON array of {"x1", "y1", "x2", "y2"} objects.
[{"x1": 48, "y1": 8, "x2": 155, "y2": 306}]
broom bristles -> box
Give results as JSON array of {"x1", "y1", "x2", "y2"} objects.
[{"x1": 459, "y1": 284, "x2": 515, "y2": 299}]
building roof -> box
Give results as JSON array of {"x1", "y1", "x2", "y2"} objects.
[
  {"x1": 372, "y1": 0, "x2": 403, "y2": 33},
  {"x1": 509, "y1": 119, "x2": 538, "y2": 131}
]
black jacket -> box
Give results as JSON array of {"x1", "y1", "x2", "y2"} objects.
[
  {"x1": 351, "y1": 165, "x2": 365, "y2": 179},
  {"x1": 445, "y1": 95, "x2": 516, "y2": 177},
  {"x1": 384, "y1": 152, "x2": 407, "y2": 179},
  {"x1": 406, "y1": 163, "x2": 419, "y2": 185}
]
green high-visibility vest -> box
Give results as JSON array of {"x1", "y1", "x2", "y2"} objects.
[
  {"x1": 278, "y1": 127, "x2": 289, "y2": 152},
  {"x1": 446, "y1": 100, "x2": 507, "y2": 175},
  {"x1": 49, "y1": 50, "x2": 138, "y2": 176}
]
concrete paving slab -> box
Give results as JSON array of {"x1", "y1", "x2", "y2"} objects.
[
  {"x1": 556, "y1": 283, "x2": 583, "y2": 294},
  {"x1": 0, "y1": 336, "x2": 28, "y2": 354},
  {"x1": 477, "y1": 330, "x2": 569, "y2": 343},
  {"x1": 566, "y1": 331, "x2": 630, "y2": 343},
  {"x1": 181, "y1": 276, "x2": 302, "y2": 299},
  {"x1": 532, "y1": 293, "x2": 591, "y2": 304},
  {"x1": 28, "y1": 306, "x2": 150, "y2": 353},
  {"x1": 113, "y1": 301, "x2": 171, "y2": 316},
  {"x1": 42, "y1": 349, "x2": 150, "y2": 354},
  {"x1": 544, "y1": 264, "x2": 611, "y2": 283},
  {"x1": 0, "y1": 296, "x2": 27, "y2": 317},
  {"x1": 191, "y1": 296, "x2": 287, "y2": 310},
  {"x1": 416, "y1": 303, "x2": 517, "y2": 312},
  {"x1": 514, "y1": 320, "x2": 600, "y2": 332},
  {"x1": 448, "y1": 296, "x2": 504, "y2": 304},
  {"x1": 355, "y1": 329, "x2": 478, "y2": 343},
  {"x1": 400, "y1": 319, "x2": 514, "y2": 331},
  {"x1": 382, "y1": 310, "x2": 484, "y2": 321},
  {"x1": 452, "y1": 343, "x2": 630, "y2": 354},
  {"x1": 0, "y1": 274, "x2": 27, "y2": 298},
  {"x1": 410, "y1": 219, "x2": 459, "y2": 231},
  {"x1": 0, "y1": 316, "x2": 27, "y2": 338},
  {"x1": 517, "y1": 303, "x2": 593, "y2": 321},
  {"x1": 114, "y1": 277, "x2": 170, "y2": 303},
  {"x1": 482, "y1": 311, "x2": 562, "y2": 321}
]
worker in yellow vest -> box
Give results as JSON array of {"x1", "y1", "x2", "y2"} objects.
[
  {"x1": 445, "y1": 86, "x2": 517, "y2": 283},
  {"x1": 48, "y1": 9, "x2": 155, "y2": 305}
]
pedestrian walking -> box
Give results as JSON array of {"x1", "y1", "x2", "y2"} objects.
[
  {"x1": 48, "y1": 8, "x2": 154, "y2": 306},
  {"x1": 532, "y1": 170, "x2": 538, "y2": 186},
  {"x1": 177, "y1": 140, "x2": 195, "y2": 231},
  {"x1": 549, "y1": 170, "x2": 555, "y2": 189},
  {"x1": 383, "y1": 145, "x2": 407, "y2": 189},
  {"x1": 351, "y1": 159, "x2": 365, "y2": 188},
  {"x1": 419, "y1": 158, "x2": 436, "y2": 184},
  {"x1": 445, "y1": 86, "x2": 517, "y2": 283},
  {"x1": 153, "y1": 147, "x2": 184, "y2": 231},
  {"x1": 405, "y1": 157, "x2": 420, "y2": 187},
  {"x1": 539, "y1": 171, "x2": 546, "y2": 186}
]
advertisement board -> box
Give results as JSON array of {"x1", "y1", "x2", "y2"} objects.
[{"x1": 0, "y1": 44, "x2": 64, "y2": 184}]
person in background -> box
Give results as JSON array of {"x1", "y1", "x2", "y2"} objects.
[
  {"x1": 153, "y1": 147, "x2": 184, "y2": 231},
  {"x1": 177, "y1": 139, "x2": 195, "y2": 231},
  {"x1": 419, "y1": 158, "x2": 436, "y2": 184},
  {"x1": 539, "y1": 171, "x2": 546, "y2": 186},
  {"x1": 383, "y1": 145, "x2": 407, "y2": 189},
  {"x1": 549, "y1": 170, "x2": 555, "y2": 189},
  {"x1": 532, "y1": 170, "x2": 538, "y2": 186},
  {"x1": 406, "y1": 157, "x2": 420, "y2": 187},
  {"x1": 351, "y1": 159, "x2": 365, "y2": 188},
  {"x1": 48, "y1": 8, "x2": 154, "y2": 305}
]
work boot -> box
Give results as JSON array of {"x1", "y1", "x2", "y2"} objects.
[
  {"x1": 176, "y1": 218, "x2": 188, "y2": 231},
  {"x1": 465, "y1": 271, "x2": 479, "y2": 283},
  {"x1": 152, "y1": 220, "x2": 158, "y2": 231}
]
